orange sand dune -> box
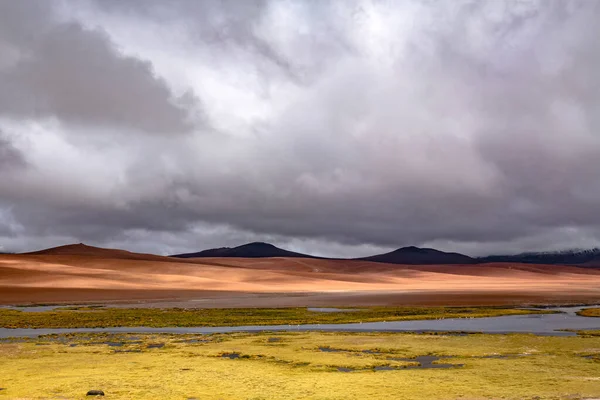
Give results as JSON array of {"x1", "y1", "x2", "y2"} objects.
[{"x1": 1, "y1": 244, "x2": 599, "y2": 306}]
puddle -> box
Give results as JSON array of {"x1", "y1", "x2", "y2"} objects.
[
  {"x1": 319, "y1": 346, "x2": 344, "y2": 353},
  {"x1": 221, "y1": 352, "x2": 241, "y2": 359},
  {"x1": 319, "y1": 347, "x2": 463, "y2": 370},
  {"x1": 105, "y1": 342, "x2": 124, "y2": 347},
  {"x1": 147, "y1": 343, "x2": 165, "y2": 349},
  {"x1": 388, "y1": 355, "x2": 462, "y2": 369},
  {"x1": 373, "y1": 365, "x2": 398, "y2": 371},
  {"x1": 267, "y1": 337, "x2": 281, "y2": 343},
  {"x1": 0, "y1": 305, "x2": 66, "y2": 313},
  {"x1": 335, "y1": 356, "x2": 462, "y2": 372}
]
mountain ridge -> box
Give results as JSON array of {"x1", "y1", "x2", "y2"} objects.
[
  {"x1": 357, "y1": 246, "x2": 477, "y2": 265},
  {"x1": 478, "y1": 248, "x2": 600, "y2": 266},
  {"x1": 17, "y1": 242, "x2": 600, "y2": 267},
  {"x1": 172, "y1": 243, "x2": 477, "y2": 265},
  {"x1": 171, "y1": 242, "x2": 320, "y2": 259},
  {"x1": 24, "y1": 243, "x2": 194, "y2": 263}
]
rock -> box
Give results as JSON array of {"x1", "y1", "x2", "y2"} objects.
[{"x1": 86, "y1": 390, "x2": 105, "y2": 396}]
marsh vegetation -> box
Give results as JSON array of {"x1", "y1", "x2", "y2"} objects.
[
  {"x1": 0, "y1": 331, "x2": 598, "y2": 399},
  {"x1": 0, "y1": 306, "x2": 551, "y2": 329},
  {"x1": 578, "y1": 308, "x2": 600, "y2": 317}
]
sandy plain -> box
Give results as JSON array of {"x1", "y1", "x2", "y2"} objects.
[{"x1": 1, "y1": 244, "x2": 599, "y2": 307}]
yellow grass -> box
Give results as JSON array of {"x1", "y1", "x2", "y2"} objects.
[
  {"x1": 1, "y1": 331, "x2": 599, "y2": 399},
  {"x1": 578, "y1": 308, "x2": 600, "y2": 317}
]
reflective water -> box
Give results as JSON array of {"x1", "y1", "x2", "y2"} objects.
[
  {"x1": 0, "y1": 306, "x2": 598, "y2": 338},
  {"x1": 0, "y1": 305, "x2": 67, "y2": 312}
]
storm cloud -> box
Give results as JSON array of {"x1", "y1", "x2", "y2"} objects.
[{"x1": 1, "y1": 0, "x2": 600, "y2": 257}]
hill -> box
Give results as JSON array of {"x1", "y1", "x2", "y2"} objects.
[
  {"x1": 171, "y1": 242, "x2": 318, "y2": 259},
  {"x1": 24, "y1": 243, "x2": 185, "y2": 263},
  {"x1": 2, "y1": 247, "x2": 600, "y2": 306},
  {"x1": 479, "y1": 248, "x2": 600, "y2": 267},
  {"x1": 358, "y1": 246, "x2": 476, "y2": 265}
]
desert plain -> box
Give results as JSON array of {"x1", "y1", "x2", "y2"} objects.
[{"x1": 1, "y1": 244, "x2": 599, "y2": 307}]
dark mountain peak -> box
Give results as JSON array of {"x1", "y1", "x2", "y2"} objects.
[
  {"x1": 358, "y1": 246, "x2": 475, "y2": 265},
  {"x1": 171, "y1": 242, "x2": 316, "y2": 259},
  {"x1": 397, "y1": 246, "x2": 421, "y2": 252},
  {"x1": 395, "y1": 246, "x2": 441, "y2": 254},
  {"x1": 238, "y1": 242, "x2": 277, "y2": 249}
]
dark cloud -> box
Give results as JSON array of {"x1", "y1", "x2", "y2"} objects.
[
  {"x1": 0, "y1": 1, "x2": 197, "y2": 133},
  {"x1": 1, "y1": 0, "x2": 600, "y2": 257}
]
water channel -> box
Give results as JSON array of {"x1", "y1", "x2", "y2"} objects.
[{"x1": 1, "y1": 306, "x2": 598, "y2": 338}]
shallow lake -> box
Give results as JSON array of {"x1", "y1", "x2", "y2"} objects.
[
  {"x1": 0, "y1": 306, "x2": 598, "y2": 338},
  {"x1": 0, "y1": 305, "x2": 67, "y2": 312}
]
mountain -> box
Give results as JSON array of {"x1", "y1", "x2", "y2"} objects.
[
  {"x1": 479, "y1": 248, "x2": 600, "y2": 266},
  {"x1": 22, "y1": 242, "x2": 600, "y2": 267},
  {"x1": 173, "y1": 243, "x2": 476, "y2": 264},
  {"x1": 171, "y1": 242, "x2": 318, "y2": 259},
  {"x1": 357, "y1": 246, "x2": 476, "y2": 265},
  {"x1": 24, "y1": 243, "x2": 188, "y2": 263}
]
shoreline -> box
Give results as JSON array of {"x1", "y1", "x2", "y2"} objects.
[
  {"x1": 0, "y1": 305, "x2": 598, "y2": 338},
  {"x1": 2, "y1": 287, "x2": 600, "y2": 308}
]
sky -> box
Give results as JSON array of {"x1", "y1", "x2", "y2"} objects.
[{"x1": 1, "y1": 0, "x2": 600, "y2": 257}]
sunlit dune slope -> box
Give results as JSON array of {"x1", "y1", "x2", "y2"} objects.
[
  {"x1": 26, "y1": 243, "x2": 195, "y2": 263},
  {"x1": 1, "y1": 244, "x2": 599, "y2": 305}
]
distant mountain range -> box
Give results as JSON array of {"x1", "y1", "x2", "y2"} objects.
[
  {"x1": 478, "y1": 248, "x2": 600, "y2": 267},
  {"x1": 172, "y1": 243, "x2": 475, "y2": 264},
  {"x1": 172, "y1": 242, "x2": 600, "y2": 266},
  {"x1": 11, "y1": 242, "x2": 600, "y2": 267}
]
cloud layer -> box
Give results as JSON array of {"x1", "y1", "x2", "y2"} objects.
[{"x1": 1, "y1": 0, "x2": 600, "y2": 257}]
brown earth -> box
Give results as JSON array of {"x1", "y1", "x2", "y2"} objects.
[{"x1": 1, "y1": 244, "x2": 599, "y2": 307}]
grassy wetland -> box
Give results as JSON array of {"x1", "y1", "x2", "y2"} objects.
[
  {"x1": 578, "y1": 308, "x2": 600, "y2": 318},
  {"x1": 1, "y1": 331, "x2": 599, "y2": 399},
  {"x1": 1, "y1": 306, "x2": 598, "y2": 399},
  {"x1": 0, "y1": 306, "x2": 552, "y2": 329}
]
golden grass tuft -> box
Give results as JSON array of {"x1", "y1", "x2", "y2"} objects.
[
  {"x1": 578, "y1": 308, "x2": 600, "y2": 318},
  {"x1": 0, "y1": 306, "x2": 553, "y2": 329},
  {"x1": 1, "y1": 331, "x2": 599, "y2": 399}
]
